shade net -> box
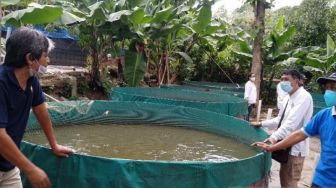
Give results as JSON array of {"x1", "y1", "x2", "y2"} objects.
[
  {"x1": 183, "y1": 81, "x2": 245, "y2": 92},
  {"x1": 312, "y1": 93, "x2": 326, "y2": 115},
  {"x1": 160, "y1": 84, "x2": 244, "y2": 98},
  {"x1": 110, "y1": 87, "x2": 247, "y2": 117}
]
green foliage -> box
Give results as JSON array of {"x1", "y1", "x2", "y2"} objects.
[
  {"x1": 78, "y1": 81, "x2": 90, "y2": 95},
  {"x1": 2, "y1": 0, "x2": 21, "y2": 7},
  {"x1": 100, "y1": 68, "x2": 114, "y2": 94},
  {"x1": 2, "y1": 3, "x2": 63, "y2": 27},
  {"x1": 176, "y1": 52, "x2": 193, "y2": 63},
  {"x1": 264, "y1": 16, "x2": 296, "y2": 64},
  {"x1": 54, "y1": 10, "x2": 85, "y2": 25},
  {"x1": 151, "y1": 6, "x2": 174, "y2": 23},
  {"x1": 124, "y1": 49, "x2": 146, "y2": 87},
  {"x1": 192, "y1": 3, "x2": 211, "y2": 33},
  {"x1": 302, "y1": 34, "x2": 336, "y2": 75},
  {"x1": 283, "y1": 0, "x2": 335, "y2": 47}
]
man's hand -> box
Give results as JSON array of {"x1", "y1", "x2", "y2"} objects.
[
  {"x1": 263, "y1": 137, "x2": 277, "y2": 145},
  {"x1": 251, "y1": 137, "x2": 277, "y2": 152},
  {"x1": 51, "y1": 144, "x2": 74, "y2": 157},
  {"x1": 25, "y1": 166, "x2": 50, "y2": 188},
  {"x1": 250, "y1": 121, "x2": 262, "y2": 128},
  {"x1": 251, "y1": 142, "x2": 272, "y2": 152}
]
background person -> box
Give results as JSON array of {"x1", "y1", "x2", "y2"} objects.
[
  {"x1": 277, "y1": 81, "x2": 287, "y2": 110},
  {"x1": 244, "y1": 73, "x2": 257, "y2": 121}
]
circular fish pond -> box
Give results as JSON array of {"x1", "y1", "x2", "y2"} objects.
[{"x1": 21, "y1": 101, "x2": 271, "y2": 188}]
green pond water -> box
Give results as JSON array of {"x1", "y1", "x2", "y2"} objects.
[{"x1": 24, "y1": 124, "x2": 257, "y2": 161}]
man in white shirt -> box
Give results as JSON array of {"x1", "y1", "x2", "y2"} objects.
[
  {"x1": 244, "y1": 73, "x2": 257, "y2": 121},
  {"x1": 251, "y1": 70, "x2": 313, "y2": 188},
  {"x1": 277, "y1": 81, "x2": 287, "y2": 110}
]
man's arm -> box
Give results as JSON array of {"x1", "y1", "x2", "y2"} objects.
[
  {"x1": 0, "y1": 129, "x2": 50, "y2": 187},
  {"x1": 32, "y1": 103, "x2": 73, "y2": 157},
  {"x1": 270, "y1": 95, "x2": 313, "y2": 141},
  {"x1": 252, "y1": 130, "x2": 308, "y2": 151}
]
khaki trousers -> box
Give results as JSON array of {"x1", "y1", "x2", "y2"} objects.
[
  {"x1": 280, "y1": 155, "x2": 305, "y2": 188},
  {"x1": 0, "y1": 167, "x2": 22, "y2": 188}
]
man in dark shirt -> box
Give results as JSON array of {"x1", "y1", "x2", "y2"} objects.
[{"x1": 0, "y1": 27, "x2": 72, "y2": 188}]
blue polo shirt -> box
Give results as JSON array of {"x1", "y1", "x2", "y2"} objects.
[
  {"x1": 303, "y1": 106, "x2": 336, "y2": 187},
  {"x1": 0, "y1": 65, "x2": 44, "y2": 171}
]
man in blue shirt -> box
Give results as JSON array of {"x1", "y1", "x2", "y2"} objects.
[
  {"x1": 0, "y1": 27, "x2": 73, "y2": 188},
  {"x1": 252, "y1": 72, "x2": 336, "y2": 187}
]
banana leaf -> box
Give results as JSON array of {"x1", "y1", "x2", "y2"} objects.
[
  {"x1": 2, "y1": 3, "x2": 62, "y2": 27},
  {"x1": 124, "y1": 51, "x2": 146, "y2": 87}
]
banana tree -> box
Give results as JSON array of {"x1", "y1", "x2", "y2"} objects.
[
  {"x1": 124, "y1": 40, "x2": 146, "y2": 87},
  {"x1": 125, "y1": 1, "x2": 191, "y2": 85},
  {"x1": 172, "y1": 1, "x2": 229, "y2": 83},
  {"x1": 263, "y1": 16, "x2": 296, "y2": 98},
  {"x1": 75, "y1": 1, "x2": 134, "y2": 89},
  {"x1": 302, "y1": 35, "x2": 336, "y2": 75},
  {"x1": 233, "y1": 17, "x2": 296, "y2": 73}
]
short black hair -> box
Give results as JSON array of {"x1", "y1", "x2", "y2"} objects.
[
  {"x1": 248, "y1": 73, "x2": 255, "y2": 78},
  {"x1": 282, "y1": 69, "x2": 303, "y2": 80},
  {"x1": 4, "y1": 27, "x2": 50, "y2": 68}
]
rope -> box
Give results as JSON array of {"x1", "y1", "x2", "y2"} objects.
[
  {"x1": 202, "y1": 50, "x2": 241, "y2": 88},
  {"x1": 44, "y1": 92, "x2": 60, "y2": 102}
]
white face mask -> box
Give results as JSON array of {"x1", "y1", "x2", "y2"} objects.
[
  {"x1": 29, "y1": 60, "x2": 48, "y2": 77},
  {"x1": 250, "y1": 77, "x2": 256, "y2": 82},
  {"x1": 38, "y1": 64, "x2": 48, "y2": 74}
]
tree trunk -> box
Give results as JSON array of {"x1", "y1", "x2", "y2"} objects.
[
  {"x1": 165, "y1": 49, "x2": 170, "y2": 84},
  {"x1": 266, "y1": 69, "x2": 275, "y2": 103},
  {"x1": 90, "y1": 25, "x2": 100, "y2": 90},
  {"x1": 251, "y1": 0, "x2": 266, "y2": 102}
]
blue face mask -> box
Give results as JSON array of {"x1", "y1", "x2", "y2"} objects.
[
  {"x1": 324, "y1": 90, "x2": 336, "y2": 107},
  {"x1": 280, "y1": 81, "x2": 293, "y2": 93}
]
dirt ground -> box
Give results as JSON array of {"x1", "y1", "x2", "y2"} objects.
[
  {"x1": 267, "y1": 133, "x2": 321, "y2": 187},
  {"x1": 255, "y1": 107, "x2": 321, "y2": 188}
]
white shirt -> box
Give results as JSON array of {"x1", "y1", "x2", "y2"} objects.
[
  {"x1": 261, "y1": 87, "x2": 313, "y2": 157},
  {"x1": 277, "y1": 82, "x2": 288, "y2": 110},
  {"x1": 244, "y1": 80, "x2": 257, "y2": 104}
]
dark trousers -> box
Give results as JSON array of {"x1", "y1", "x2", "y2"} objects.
[{"x1": 245, "y1": 104, "x2": 254, "y2": 121}]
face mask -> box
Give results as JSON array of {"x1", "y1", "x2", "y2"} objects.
[
  {"x1": 30, "y1": 60, "x2": 47, "y2": 77},
  {"x1": 280, "y1": 81, "x2": 293, "y2": 93},
  {"x1": 324, "y1": 90, "x2": 336, "y2": 107},
  {"x1": 38, "y1": 64, "x2": 47, "y2": 74},
  {"x1": 250, "y1": 77, "x2": 256, "y2": 82}
]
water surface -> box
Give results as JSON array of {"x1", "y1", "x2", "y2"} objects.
[{"x1": 24, "y1": 124, "x2": 257, "y2": 161}]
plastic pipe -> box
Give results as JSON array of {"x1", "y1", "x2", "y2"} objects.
[
  {"x1": 43, "y1": 92, "x2": 59, "y2": 102},
  {"x1": 256, "y1": 100, "x2": 262, "y2": 122},
  {"x1": 266, "y1": 108, "x2": 273, "y2": 120}
]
